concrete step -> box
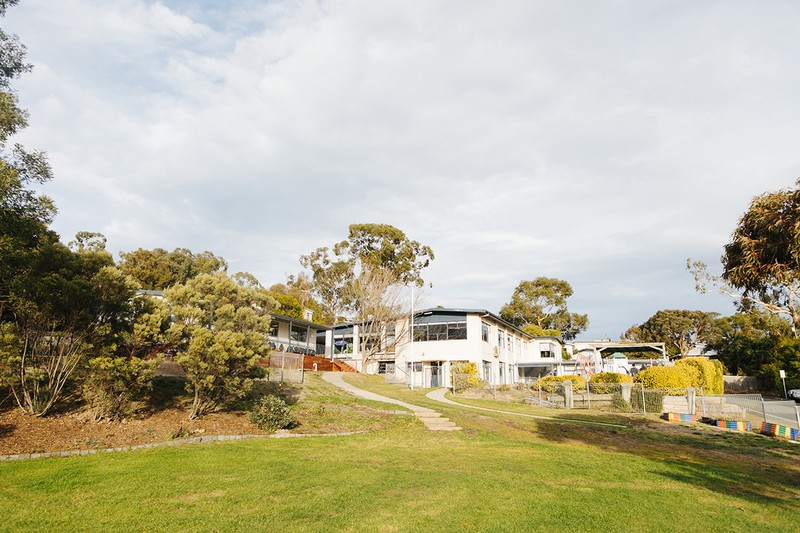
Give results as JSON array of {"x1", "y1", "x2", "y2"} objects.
[{"x1": 415, "y1": 411, "x2": 441, "y2": 418}]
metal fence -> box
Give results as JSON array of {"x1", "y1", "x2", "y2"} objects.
[
  {"x1": 263, "y1": 352, "x2": 305, "y2": 383},
  {"x1": 523, "y1": 380, "x2": 800, "y2": 431},
  {"x1": 699, "y1": 394, "x2": 800, "y2": 430}
]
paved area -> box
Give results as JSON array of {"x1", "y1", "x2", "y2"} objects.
[
  {"x1": 426, "y1": 388, "x2": 628, "y2": 428},
  {"x1": 322, "y1": 373, "x2": 461, "y2": 431}
]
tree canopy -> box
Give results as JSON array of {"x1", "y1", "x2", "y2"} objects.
[
  {"x1": 690, "y1": 180, "x2": 800, "y2": 337},
  {"x1": 166, "y1": 272, "x2": 271, "y2": 419},
  {"x1": 623, "y1": 309, "x2": 719, "y2": 358},
  {"x1": 117, "y1": 247, "x2": 227, "y2": 291},
  {"x1": 499, "y1": 277, "x2": 588, "y2": 340},
  {"x1": 300, "y1": 223, "x2": 433, "y2": 321}
]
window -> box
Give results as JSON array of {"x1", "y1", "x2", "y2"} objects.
[
  {"x1": 378, "y1": 361, "x2": 395, "y2": 374},
  {"x1": 483, "y1": 360, "x2": 493, "y2": 382},
  {"x1": 413, "y1": 322, "x2": 468, "y2": 342},
  {"x1": 290, "y1": 324, "x2": 307, "y2": 343},
  {"x1": 447, "y1": 322, "x2": 467, "y2": 340},
  {"x1": 428, "y1": 323, "x2": 447, "y2": 341},
  {"x1": 482, "y1": 322, "x2": 490, "y2": 343},
  {"x1": 334, "y1": 336, "x2": 353, "y2": 354},
  {"x1": 498, "y1": 332, "x2": 504, "y2": 348},
  {"x1": 407, "y1": 361, "x2": 422, "y2": 372},
  {"x1": 540, "y1": 343, "x2": 556, "y2": 358},
  {"x1": 269, "y1": 321, "x2": 279, "y2": 337}
]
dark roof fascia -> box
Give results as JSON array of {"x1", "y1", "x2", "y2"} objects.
[{"x1": 270, "y1": 313, "x2": 329, "y2": 331}]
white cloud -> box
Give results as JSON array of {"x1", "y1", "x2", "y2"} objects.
[{"x1": 4, "y1": 0, "x2": 800, "y2": 338}]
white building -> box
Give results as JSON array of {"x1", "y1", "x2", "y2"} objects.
[{"x1": 323, "y1": 308, "x2": 564, "y2": 388}]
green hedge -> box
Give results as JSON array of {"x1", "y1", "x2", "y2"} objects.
[
  {"x1": 532, "y1": 375, "x2": 586, "y2": 392},
  {"x1": 634, "y1": 358, "x2": 724, "y2": 394},
  {"x1": 675, "y1": 357, "x2": 724, "y2": 394},
  {"x1": 634, "y1": 365, "x2": 697, "y2": 389},
  {"x1": 589, "y1": 372, "x2": 633, "y2": 393}
]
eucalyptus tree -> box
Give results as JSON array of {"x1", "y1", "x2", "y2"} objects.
[{"x1": 499, "y1": 277, "x2": 588, "y2": 340}]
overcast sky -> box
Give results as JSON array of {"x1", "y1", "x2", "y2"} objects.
[{"x1": 5, "y1": 0, "x2": 800, "y2": 339}]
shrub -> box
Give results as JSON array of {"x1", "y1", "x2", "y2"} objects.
[
  {"x1": 675, "y1": 357, "x2": 723, "y2": 394},
  {"x1": 82, "y1": 355, "x2": 158, "y2": 421},
  {"x1": 450, "y1": 362, "x2": 479, "y2": 391},
  {"x1": 532, "y1": 375, "x2": 586, "y2": 392},
  {"x1": 634, "y1": 365, "x2": 697, "y2": 389},
  {"x1": 589, "y1": 372, "x2": 633, "y2": 393},
  {"x1": 250, "y1": 395, "x2": 296, "y2": 432}
]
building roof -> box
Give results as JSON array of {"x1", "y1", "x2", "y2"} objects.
[
  {"x1": 327, "y1": 307, "x2": 562, "y2": 342},
  {"x1": 270, "y1": 313, "x2": 329, "y2": 331}
]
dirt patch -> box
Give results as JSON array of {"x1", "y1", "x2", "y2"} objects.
[{"x1": 0, "y1": 407, "x2": 263, "y2": 455}]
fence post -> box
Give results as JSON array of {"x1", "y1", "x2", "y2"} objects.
[
  {"x1": 795, "y1": 404, "x2": 800, "y2": 432},
  {"x1": 563, "y1": 379, "x2": 573, "y2": 409},
  {"x1": 687, "y1": 387, "x2": 696, "y2": 415},
  {"x1": 761, "y1": 396, "x2": 767, "y2": 427},
  {"x1": 641, "y1": 384, "x2": 647, "y2": 417},
  {"x1": 586, "y1": 381, "x2": 591, "y2": 410},
  {"x1": 621, "y1": 382, "x2": 631, "y2": 404},
  {"x1": 281, "y1": 352, "x2": 285, "y2": 382},
  {"x1": 538, "y1": 378, "x2": 542, "y2": 405},
  {"x1": 699, "y1": 387, "x2": 706, "y2": 418}
]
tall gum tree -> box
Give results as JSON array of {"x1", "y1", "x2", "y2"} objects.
[
  {"x1": 301, "y1": 223, "x2": 433, "y2": 370},
  {"x1": 499, "y1": 277, "x2": 588, "y2": 340},
  {"x1": 690, "y1": 179, "x2": 800, "y2": 337}
]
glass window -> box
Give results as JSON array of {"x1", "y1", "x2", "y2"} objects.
[
  {"x1": 483, "y1": 360, "x2": 492, "y2": 382},
  {"x1": 482, "y1": 322, "x2": 490, "y2": 343},
  {"x1": 334, "y1": 336, "x2": 353, "y2": 354},
  {"x1": 407, "y1": 362, "x2": 422, "y2": 372},
  {"x1": 378, "y1": 361, "x2": 395, "y2": 374},
  {"x1": 269, "y1": 321, "x2": 279, "y2": 337},
  {"x1": 290, "y1": 325, "x2": 307, "y2": 343},
  {"x1": 540, "y1": 342, "x2": 555, "y2": 358},
  {"x1": 448, "y1": 322, "x2": 467, "y2": 340},
  {"x1": 414, "y1": 321, "x2": 468, "y2": 341},
  {"x1": 428, "y1": 323, "x2": 447, "y2": 341}
]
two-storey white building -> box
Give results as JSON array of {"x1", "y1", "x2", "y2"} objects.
[{"x1": 323, "y1": 307, "x2": 564, "y2": 388}]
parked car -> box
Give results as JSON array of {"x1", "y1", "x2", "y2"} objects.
[{"x1": 788, "y1": 389, "x2": 800, "y2": 402}]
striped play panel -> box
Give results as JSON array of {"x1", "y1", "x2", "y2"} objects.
[
  {"x1": 662, "y1": 412, "x2": 696, "y2": 423},
  {"x1": 714, "y1": 420, "x2": 751, "y2": 432},
  {"x1": 760, "y1": 422, "x2": 799, "y2": 440}
]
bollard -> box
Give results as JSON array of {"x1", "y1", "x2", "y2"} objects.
[
  {"x1": 621, "y1": 382, "x2": 631, "y2": 404},
  {"x1": 564, "y1": 379, "x2": 573, "y2": 409},
  {"x1": 687, "y1": 387, "x2": 696, "y2": 415}
]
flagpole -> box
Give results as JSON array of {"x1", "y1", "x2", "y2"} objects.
[{"x1": 410, "y1": 284, "x2": 415, "y2": 391}]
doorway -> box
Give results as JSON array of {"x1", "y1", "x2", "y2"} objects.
[{"x1": 430, "y1": 361, "x2": 443, "y2": 388}]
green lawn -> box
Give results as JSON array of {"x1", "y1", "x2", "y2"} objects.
[{"x1": 1, "y1": 373, "x2": 798, "y2": 532}]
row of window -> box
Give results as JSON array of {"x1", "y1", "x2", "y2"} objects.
[
  {"x1": 413, "y1": 322, "x2": 468, "y2": 342},
  {"x1": 269, "y1": 321, "x2": 310, "y2": 343}
]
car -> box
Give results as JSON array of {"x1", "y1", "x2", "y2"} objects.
[{"x1": 789, "y1": 389, "x2": 800, "y2": 402}]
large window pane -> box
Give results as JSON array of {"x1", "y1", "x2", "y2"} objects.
[
  {"x1": 429, "y1": 323, "x2": 447, "y2": 341},
  {"x1": 448, "y1": 322, "x2": 467, "y2": 340}
]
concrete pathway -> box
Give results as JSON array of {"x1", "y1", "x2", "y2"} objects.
[
  {"x1": 322, "y1": 372, "x2": 461, "y2": 431},
  {"x1": 426, "y1": 388, "x2": 628, "y2": 429}
]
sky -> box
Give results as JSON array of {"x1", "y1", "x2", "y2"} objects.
[{"x1": 4, "y1": 0, "x2": 800, "y2": 340}]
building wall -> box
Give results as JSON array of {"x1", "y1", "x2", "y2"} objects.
[{"x1": 390, "y1": 311, "x2": 563, "y2": 388}]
